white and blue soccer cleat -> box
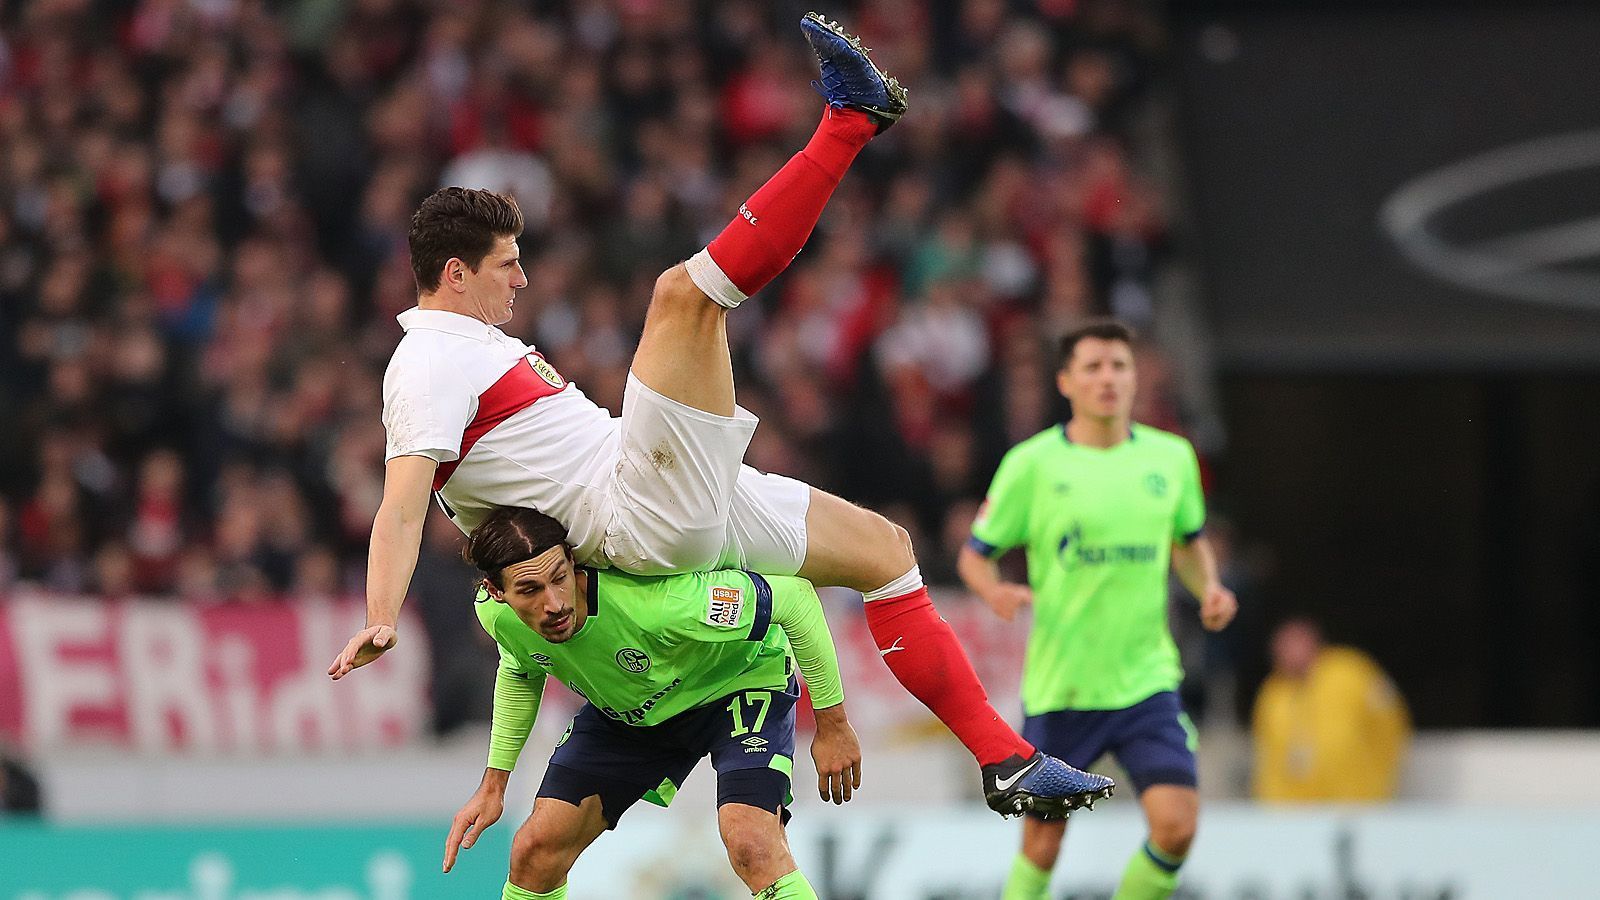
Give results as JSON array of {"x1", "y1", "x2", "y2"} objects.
[
  {"x1": 799, "y1": 12, "x2": 909, "y2": 133},
  {"x1": 982, "y1": 751, "x2": 1117, "y2": 819}
]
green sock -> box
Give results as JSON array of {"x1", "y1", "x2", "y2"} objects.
[
  {"x1": 1111, "y1": 841, "x2": 1184, "y2": 900},
  {"x1": 502, "y1": 880, "x2": 566, "y2": 900},
  {"x1": 754, "y1": 869, "x2": 818, "y2": 899},
  {"x1": 1002, "y1": 853, "x2": 1052, "y2": 900}
]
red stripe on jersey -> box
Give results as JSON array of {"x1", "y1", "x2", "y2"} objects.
[{"x1": 433, "y1": 354, "x2": 566, "y2": 491}]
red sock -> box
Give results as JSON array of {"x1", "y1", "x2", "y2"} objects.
[
  {"x1": 864, "y1": 587, "x2": 1036, "y2": 767},
  {"x1": 704, "y1": 107, "x2": 876, "y2": 296}
]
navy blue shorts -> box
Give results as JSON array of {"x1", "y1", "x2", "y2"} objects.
[
  {"x1": 1022, "y1": 690, "x2": 1198, "y2": 797},
  {"x1": 537, "y1": 676, "x2": 799, "y2": 829}
]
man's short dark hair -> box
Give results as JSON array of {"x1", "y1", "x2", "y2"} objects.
[
  {"x1": 1059, "y1": 318, "x2": 1135, "y2": 369},
  {"x1": 465, "y1": 506, "x2": 569, "y2": 589},
  {"x1": 408, "y1": 187, "x2": 524, "y2": 293}
]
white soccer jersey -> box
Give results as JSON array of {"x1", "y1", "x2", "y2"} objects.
[
  {"x1": 382, "y1": 308, "x2": 620, "y2": 561},
  {"x1": 382, "y1": 307, "x2": 812, "y2": 576}
]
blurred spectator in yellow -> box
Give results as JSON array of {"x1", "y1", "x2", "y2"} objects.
[{"x1": 1252, "y1": 618, "x2": 1410, "y2": 802}]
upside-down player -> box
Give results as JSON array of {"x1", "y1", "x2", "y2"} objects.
[{"x1": 330, "y1": 13, "x2": 1113, "y2": 817}]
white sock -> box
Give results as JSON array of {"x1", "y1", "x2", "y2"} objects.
[
  {"x1": 862, "y1": 566, "x2": 924, "y2": 603},
  {"x1": 685, "y1": 248, "x2": 747, "y2": 310}
]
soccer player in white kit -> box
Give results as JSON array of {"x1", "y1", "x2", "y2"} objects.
[{"x1": 328, "y1": 13, "x2": 1113, "y2": 818}]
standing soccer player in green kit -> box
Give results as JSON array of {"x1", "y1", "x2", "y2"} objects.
[
  {"x1": 958, "y1": 320, "x2": 1238, "y2": 900},
  {"x1": 442, "y1": 506, "x2": 861, "y2": 900}
]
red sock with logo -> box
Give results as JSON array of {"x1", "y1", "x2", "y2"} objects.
[
  {"x1": 863, "y1": 581, "x2": 1036, "y2": 767},
  {"x1": 699, "y1": 107, "x2": 876, "y2": 299}
]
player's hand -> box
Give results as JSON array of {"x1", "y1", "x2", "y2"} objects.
[
  {"x1": 327, "y1": 624, "x2": 399, "y2": 680},
  {"x1": 443, "y1": 778, "x2": 507, "y2": 873},
  {"x1": 981, "y1": 583, "x2": 1033, "y2": 622},
  {"x1": 1200, "y1": 584, "x2": 1237, "y2": 631},
  {"x1": 810, "y1": 705, "x2": 862, "y2": 804}
]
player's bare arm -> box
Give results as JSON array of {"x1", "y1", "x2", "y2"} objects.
[
  {"x1": 443, "y1": 766, "x2": 509, "y2": 873},
  {"x1": 810, "y1": 703, "x2": 862, "y2": 804},
  {"x1": 328, "y1": 454, "x2": 437, "y2": 679},
  {"x1": 1170, "y1": 535, "x2": 1237, "y2": 632},
  {"x1": 957, "y1": 542, "x2": 1033, "y2": 622}
]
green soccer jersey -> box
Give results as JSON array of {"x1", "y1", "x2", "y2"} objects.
[
  {"x1": 971, "y1": 423, "x2": 1206, "y2": 714},
  {"x1": 476, "y1": 568, "x2": 801, "y2": 730}
]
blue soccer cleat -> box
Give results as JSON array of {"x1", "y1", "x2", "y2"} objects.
[
  {"x1": 982, "y1": 751, "x2": 1117, "y2": 819},
  {"x1": 800, "y1": 12, "x2": 909, "y2": 133}
]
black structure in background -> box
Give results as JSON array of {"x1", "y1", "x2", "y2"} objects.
[{"x1": 1170, "y1": 1, "x2": 1600, "y2": 725}]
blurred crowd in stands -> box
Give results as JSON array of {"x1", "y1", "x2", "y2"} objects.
[{"x1": 0, "y1": 0, "x2": 1195, "y2": 635}]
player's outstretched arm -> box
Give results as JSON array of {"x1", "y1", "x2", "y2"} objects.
[
  {"x1": 443, "y1": 767, "x2": 508, "y2": 873},
  {"x1": 329, "y1": 455, "x2": 437, "y2": 679}
]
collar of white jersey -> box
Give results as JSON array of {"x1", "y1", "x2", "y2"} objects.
[{"x1": 397, "y1": 307, "x2": 501, "y2": 342}]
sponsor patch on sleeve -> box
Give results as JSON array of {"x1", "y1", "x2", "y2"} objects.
[{"x1": 705, "y1": 585, "x2": 745, "y2": 628}]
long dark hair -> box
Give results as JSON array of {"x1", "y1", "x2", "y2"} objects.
[{"x1": 465, "y1": 506, "x2": 569, "y2": 589}]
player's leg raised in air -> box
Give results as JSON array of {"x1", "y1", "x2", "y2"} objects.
[{"x1": 609, "y1": 12, "x2": 1113, "y2": 818}]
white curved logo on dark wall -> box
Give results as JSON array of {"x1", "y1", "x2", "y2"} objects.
[{"x1": 1379, "y1": 129, "x2": 1600, "y2": 310}]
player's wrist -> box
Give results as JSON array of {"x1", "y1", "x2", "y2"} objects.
[
  {"x1": 813, "y1": 703, "x2": 849, "y2": 727},
  {"x1": 481, "y1": 767, "x2": 512, "y2": 792}
]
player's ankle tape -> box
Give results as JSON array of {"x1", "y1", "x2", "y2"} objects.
[{"x1": 686, "y1": 249, "x2": 747, "y2": 309}]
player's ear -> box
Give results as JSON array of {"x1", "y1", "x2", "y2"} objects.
[
  {"x1": 444, "y1": 257, "x2": 467, "y2": 291},
  {"x1": 481, "y1": 577, "x2": 505, "y2": 602}
]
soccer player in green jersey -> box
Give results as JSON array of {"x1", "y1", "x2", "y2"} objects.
[
  {"x1": 958, "y1": 320, "x2": 1238, "y2": 900},
  {"x1": 441, "y1": 506, "x2": 860, "y2": 900}
]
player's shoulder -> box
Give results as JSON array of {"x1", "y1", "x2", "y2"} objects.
[
  {"x1": 1006, "y1": 426, "x2": 1068, "y2": 462},
  {"x1": 1131, "y1": 423, "x2": 1196, "y2": 458},
  {"x1": 473, "y1": 588, "x2": 510, "y2": 634},
  {"x1": 384, "y1": 329, "x2": 448, "y2": 377}
]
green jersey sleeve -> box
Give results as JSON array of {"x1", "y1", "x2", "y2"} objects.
[
  {"x1": 1174, "y1": 440, "x2": 1206, "y2": 541},
  {"x1": 766, "y1": 575, "x2": 845, "y2": 709},
  {"x1": 971, "y1": 444, "x2": 1033, "y2": 555},
  {"x1": 486, "y1": 654, "x2": 546, "y2": 772}
]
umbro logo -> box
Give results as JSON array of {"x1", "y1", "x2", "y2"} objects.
[{"x1": 742, "y1": 735, "x2": 769, "y2": 754}]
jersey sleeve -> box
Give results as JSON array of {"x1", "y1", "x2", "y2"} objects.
[
  {"x1": 767, "y1": 575, "x2": 844, "y2": 709},
  {"x1": 486, "y1": 645, "x2": 546, "y2": 771},
  {"x1": 381, "y1": 340, "x2": 476, "y2": 462},
  {"x1": 657, "y1": 571, "x2": 774, "y2": 645},
  {"x1": 1174, "y1": 439, "x2": 1206, "y2": 542},
  {"x1": 970, "y1": 446, "x2": 1033, "y2": 556}
]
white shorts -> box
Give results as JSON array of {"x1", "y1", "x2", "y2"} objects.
[{"x1": 601, "y1": 374, "x2": 811, "y2": 577}]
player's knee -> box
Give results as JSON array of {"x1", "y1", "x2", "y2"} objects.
[
  {"x1": 721, "y1": 828, "x2": 783, "y2": 884},
  {"x1": 651, "y1": 263, "x2": 703, "y2": 312},
  {"x1": 1149, "y1": 814, "x2": 1197, "y2": 858},
  {"x1": 509, "y1": 825, "x2": 575, "y2": 889},
  {"x1": 869, "y1": 512, "x2": 917, "y2": 576}
]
